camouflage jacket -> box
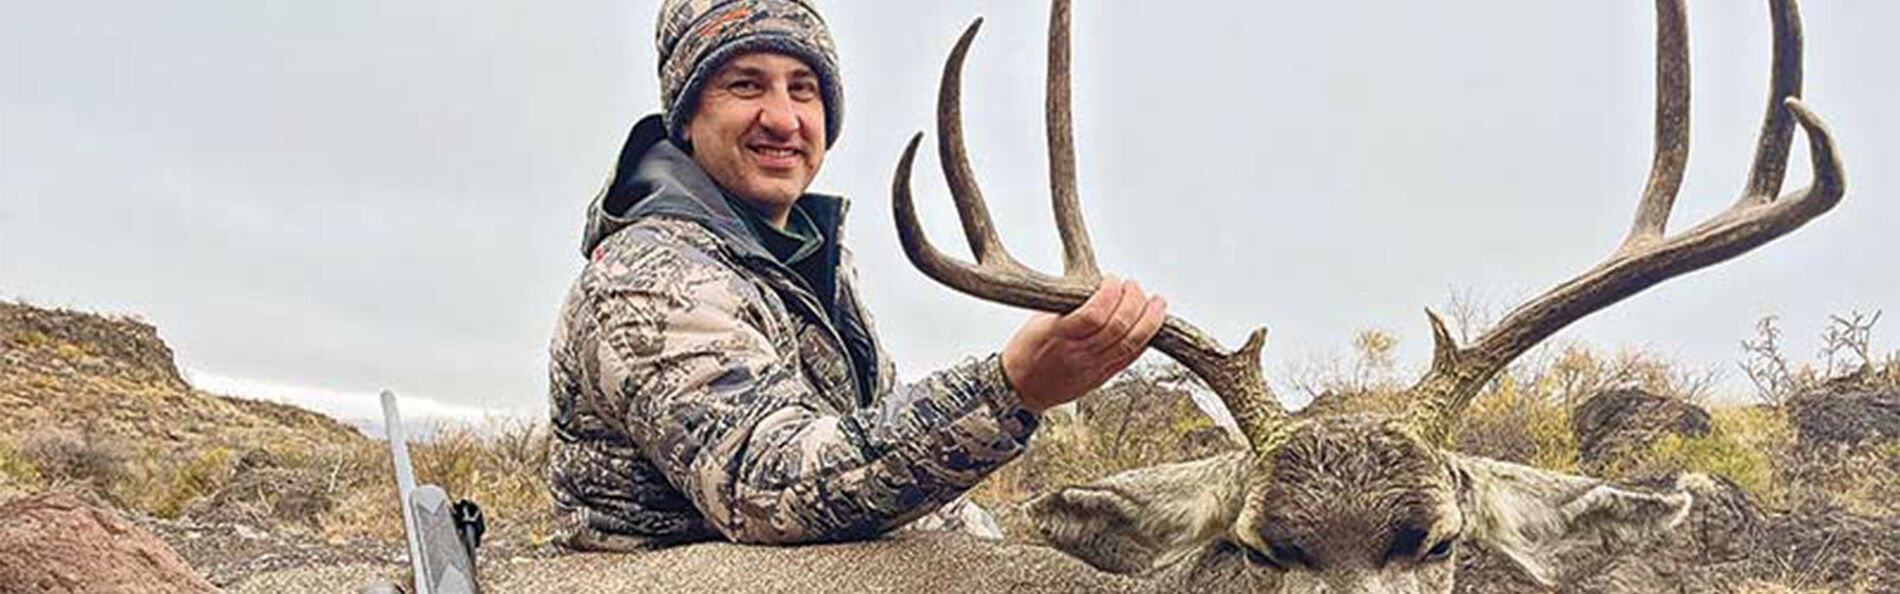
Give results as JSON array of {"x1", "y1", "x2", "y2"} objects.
[{"x1": 547, "y1": 116, "x2": 1038, "y2": 549}]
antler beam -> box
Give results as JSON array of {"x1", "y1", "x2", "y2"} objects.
[
  {"x1": 1407, "y1": 0, "x2": 1846, "y2": 444},
  {"x1": 892, "y1": 0, "x2": 1291, "y2": 451}
]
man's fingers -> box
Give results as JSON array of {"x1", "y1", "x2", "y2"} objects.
[
  {"x1": 1080, "y1": 280, "x2": 1146, "y2": 352},
  {"x1": 1111, "y1": 295, "x2": 1167, "y2": 363},
  {"x1": 1054, "y1": 276, "x2": 1123, "y2": 340}
]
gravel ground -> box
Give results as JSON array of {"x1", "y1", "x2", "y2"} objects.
[{"x1": 225, "y1": 533, "x2": 1151, "y2": 594}]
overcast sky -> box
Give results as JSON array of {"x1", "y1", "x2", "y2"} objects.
[{"x1": 4, "y1": 1, "x2": 1895, "y2": 425}]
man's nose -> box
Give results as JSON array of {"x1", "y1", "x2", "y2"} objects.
[{"x1": 756, "y1": 90, "x2": 804, "y2": 138}]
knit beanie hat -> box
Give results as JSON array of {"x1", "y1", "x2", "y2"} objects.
[{"x1": 656, "y1": 0, "x2": 844, "y2": 148}]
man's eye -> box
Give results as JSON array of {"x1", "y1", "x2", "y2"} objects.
[
  {"x1": 790, "y1": 82, "x2": 818, "y2": 100},
  {"x1": 727, "y1": 80, "x2": 763, "y2": 94}
]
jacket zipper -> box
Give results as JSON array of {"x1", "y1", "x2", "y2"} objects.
[{"x1": 737, "y1": 253, "x2": 866, "y2": 409}]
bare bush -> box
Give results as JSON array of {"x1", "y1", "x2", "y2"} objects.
[
  {"x1": 1742, "y1": 311, "x2": 1888, "y2": 405},
  {"x1": 1819, "y1": 311, "x2": 1882, "y2": 379},
  {"x1": 18, "y1": 426, "x2": 127, "y2": 497}
]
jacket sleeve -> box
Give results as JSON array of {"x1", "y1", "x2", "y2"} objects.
[{"x1": 585, "y1": 223, "x2": 1038, "y2": 544}]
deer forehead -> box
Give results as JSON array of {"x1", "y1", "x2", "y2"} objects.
[{"x1": 1239, "y1": 415, "x2": 1463, "y2": 556}]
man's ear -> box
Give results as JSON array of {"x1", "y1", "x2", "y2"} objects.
[
  {"x1": 1447, "y1": 452, "x2": 1693, "y2": 585},
  {"x1": 1026, "y1": 452, "x2": 1251, "y2": 574}
]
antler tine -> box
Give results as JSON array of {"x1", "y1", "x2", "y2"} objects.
[
  {"x1": 1742, "y1": 0, "x2": 1804, "y2": 205},
  {"x1": 893, "y1": 4, "x2": 1292, "y2": 454},
  {"x1": 1407, "y1": 0, "x2": 1846, "y2": 444},
  {"x1": 1620, "y1": 0, "x2": 1689, "y2": 251},
  {"x1": 1047, "y1": 0, "x2": 1100, "y2": 281},
  {"x1": 938, "y1": 19, "x2": 1023, "y2": 271}
]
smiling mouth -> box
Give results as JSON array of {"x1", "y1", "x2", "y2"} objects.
[{"x1": 749, "y1": 145, "x2": 803, "y2": 160}]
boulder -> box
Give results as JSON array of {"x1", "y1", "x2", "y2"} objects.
[
  {"x1": 0, "y1": 491, "x2": 216, "y2": 594},
  {"x1": 1787, "y1": 385, "x2": 1900, "y2": 448},
  {"x1": 1571, "y1": 388, "x2": 1711, "y2": 473}
]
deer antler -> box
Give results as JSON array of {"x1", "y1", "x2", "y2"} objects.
[
  {"x1": 1406, "y1": 0, "x2": 1846, "y2": 444},
  {"x1": 891, "y1": 0, "x2": 1292, "y2": 451}
]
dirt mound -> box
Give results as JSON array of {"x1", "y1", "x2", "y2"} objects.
[
  {"x1": 0, "y1": 491, "x2": 216, "y2": 594},
  {"x1": 1571, "y1": 388, "x2": 1711, "y2": 473}
]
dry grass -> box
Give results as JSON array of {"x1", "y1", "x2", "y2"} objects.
[
  {"x1": 320, "y1": 419, "x2": 555, "y2": 548},
  {"x1": 6, "y1": 414, "x2": 556, "y2": 550},
  {"x1": 0, "y1": 434, "x2": 44, "y2": 495}
]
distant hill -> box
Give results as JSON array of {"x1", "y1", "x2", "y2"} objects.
[{"x1": 0, "y1": 301, "x2": 365, "y2": 454}]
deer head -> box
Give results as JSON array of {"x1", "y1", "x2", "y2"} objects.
[{"x1": 891, "y1": 0, "x2": 1844, "y2": 592}]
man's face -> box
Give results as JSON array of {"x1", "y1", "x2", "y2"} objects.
[{"x1": 684, "y1": 52, "x2": 827, "y2": 223}]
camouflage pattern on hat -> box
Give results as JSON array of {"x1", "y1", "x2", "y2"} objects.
[{"x1": 656, "y1": 0, "x2": 843, "y2": 147}]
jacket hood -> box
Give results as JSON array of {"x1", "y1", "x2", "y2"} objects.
[{"x1": 580, "y1": 114, "x2": 847, "y2": 261}]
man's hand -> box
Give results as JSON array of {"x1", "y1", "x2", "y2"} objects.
[{"x1": 1001, "y1": 276, "x2": 1167, "y2": 414}]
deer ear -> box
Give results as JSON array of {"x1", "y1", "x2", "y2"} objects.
[
  {"x1": 1446, "y1": 453, "x2": 1692, "y2": 585},
  {"x1": 1026, "y1": 452, "x2": 1251, "y2": 574}
]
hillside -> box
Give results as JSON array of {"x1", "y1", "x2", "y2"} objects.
[{"x1": 0, "y1": 301, "x2": 364, "y2": 454}]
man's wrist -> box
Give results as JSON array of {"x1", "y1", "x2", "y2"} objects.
[
  {"x1": 996, "y1": 350, "x2": 1045, "y2": 415},
  {"x1": 975, "y1": 355, "x2": 1041, "y2": 442}
]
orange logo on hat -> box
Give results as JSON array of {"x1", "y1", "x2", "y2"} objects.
[{"x1": 700, "y1": 6, "x2": 752, "y2": 38}]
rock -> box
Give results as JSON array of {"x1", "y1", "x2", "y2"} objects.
[
  {"x1": 1571, "y1": 388, "x2": 1712, "y2": 473},
  {"x1": 0, "y1": 302, "x2": 187, "y2": 390},
  {"x1": 0, "y1": 491, "x2": 216, "y2": 594},
  {"x1": 1787, "y1": 385, "x2": 1900, "y2": 448}
]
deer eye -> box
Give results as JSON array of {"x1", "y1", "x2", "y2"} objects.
[
  {"x1": 1423, "y1": 539, "x2": 1455, "y2": 562},
  {"x1": 1243, "y1": 547, "x2": 1286, "y2": 570}
]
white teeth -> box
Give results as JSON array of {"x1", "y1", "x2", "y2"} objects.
[{"x1": 753, "y1": 147, "x2": 798, "y2": 158}]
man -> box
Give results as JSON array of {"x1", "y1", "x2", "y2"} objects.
[{"x1": 546, "y1": 0, "x2": 1167, "y2": 550}]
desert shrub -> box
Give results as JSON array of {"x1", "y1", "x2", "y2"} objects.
[
  {"x1": 1451, "y1": 340, "x2": 1716, "y2": 471},
  {"x1": 1453, "y1": 374, "x2": 1579, "y2": 471},
  {"x1": 311, "y1": 440, "x2": 406, "y2": 542},
  {"x1": 1604, "y1": 406, "x2": 1790, "y2": 507},
  {"x1": 147, "y1": 446, "x2": 236, "y2": 518},
  {"x1": 0, "y1": 436, "x2": 43, "y2": 490},
  {"x1": 9, "y1": 329, "x2": 50, "y2": 349},
  {"x1": 315, "y1": 418, "x2": 554, "y2": 548},
  {"x1": 18, "y1": 427, "x2": 127, "y2": 496}
]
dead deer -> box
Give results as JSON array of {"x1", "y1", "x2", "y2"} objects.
[
  {"x1": 465, "y1": 2, "x2": 1844, "y2": 593},
  {"x1": 886, "y1": 0, "x2": 1844, "y2": 592}
]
